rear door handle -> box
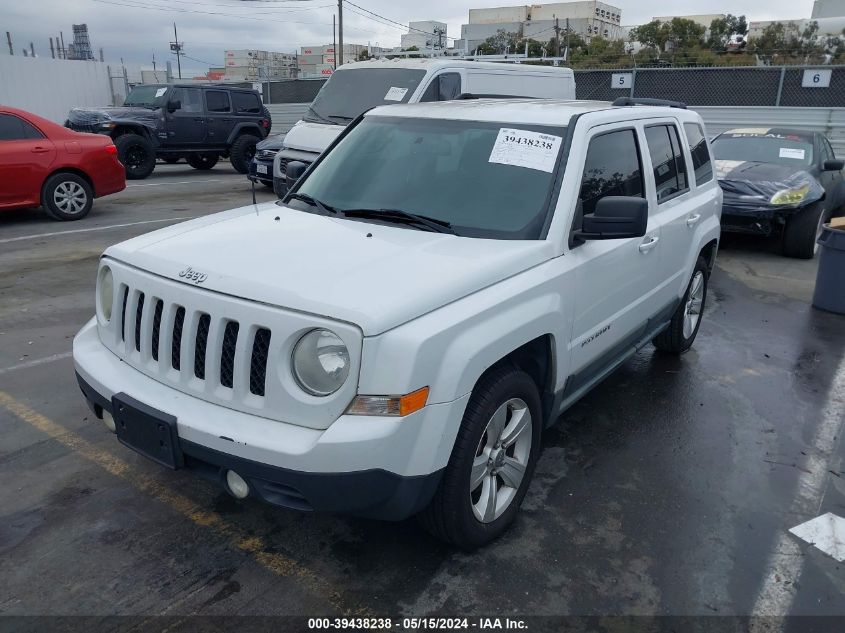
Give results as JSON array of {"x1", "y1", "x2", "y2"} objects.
[
  {"x1": 638, "y1": 235, "x2": 660, "y2": 253},
  {"x1": 686, "y1": 213, "x2": 702, "y2": 227},
  {"x1": 31, "y1": 146, "x2": 50, "y2": 154},
  {"x1": 193, "y1": 118, "x2": 205, "y2": 122}
]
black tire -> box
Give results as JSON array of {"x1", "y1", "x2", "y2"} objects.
[
  {"x1": 42, "y1": 172, "x2": 93, "y2": 221},
  {"x1": 186, "y1": 153, "x2": 219, "y2": 170},
  {"x1": 229, "y1": 134, "x2": 259, "y2": 174},
  {"x1": 782, "y1": 204, "x2": 827, "y2": 259},
  {"x1": 115, "y1": 133, "x2": 155, "y2": 180},
  {"x1": 653, "y1": 256, "x2": 708, "y2": 354},
  {"x1": 162, "y1": 156, "x2": 181, "y2": 164},
  {"x1": 419, "y1": 365, "x2": 542, "y2": 550}
]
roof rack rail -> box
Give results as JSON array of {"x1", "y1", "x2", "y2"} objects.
[
  {"x1": 611, "y1": 97, "x2": 687, "y2": 109},
  {"x1": 456, "y1": 93, "x2": 536, "y2": 100}
]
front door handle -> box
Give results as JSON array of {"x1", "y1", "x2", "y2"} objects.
[
  {"x1": 638, "y1": 235, "x2": 660, "y2": 253},
  {"x1": 686, "y1": 213, "x2": 702, "y2": 227},
  {"x1": 193, "y1": 118, "x2": 205, "y2": 122}
]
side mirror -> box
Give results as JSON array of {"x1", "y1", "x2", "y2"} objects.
[
  {"x1": 167, "y1": 100, "x2": 181, "y2": 113},
  {"x1": 285, "y1": 161, "x2": 307, "y2": 189},
  {"x1": 823, "y1": 159, "x2": 844, "y2": 171},
  {"x1": 573, "y1": 196, "x2": 648, "y2": 241}
]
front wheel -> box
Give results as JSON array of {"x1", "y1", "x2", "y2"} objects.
[
  {"x1": 115, "y1": 133, "x2": 155, "y2": 179},
  {"x1": 229, "y1": 135, "x2": 259, "y2": 174},
  {"x1": 653, "y1": 256, "x2": 708, "y2": 354},
  {"x1": 419, "y1": 366, "x2": 541, "y2": 550},
  {"x1": 782, "y1": 204, "x2": 826, "y2": 259},
  {"x1": 186, "y1": 153, "x2": 219, "y2": 170}
]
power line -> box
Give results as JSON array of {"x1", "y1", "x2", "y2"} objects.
[
  {"x1": 90, "y1": 0, "x2": 345, "y2": 28},
  {"x1": 342, "y1": 0, "x2": 456, "y2": 41}
]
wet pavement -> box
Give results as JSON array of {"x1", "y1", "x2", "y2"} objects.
[{"x1": 1, "y1": 171, "x2": 843, "y2": 620}]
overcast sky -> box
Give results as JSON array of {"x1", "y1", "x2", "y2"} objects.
[{"x1": 2, "y1": 0, "x2": 818, "y2": 76}]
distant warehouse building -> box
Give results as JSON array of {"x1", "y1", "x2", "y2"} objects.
[{"x1": 457, "y1": 2, "x2": 623, "y2": 53}]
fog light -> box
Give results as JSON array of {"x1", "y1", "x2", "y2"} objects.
[
  {"x1": 225, "y1": 470, "x2": 250, "y2": 499},
  {"x1": 102, "y1": 409, "x2": 116, "y2": 433}
]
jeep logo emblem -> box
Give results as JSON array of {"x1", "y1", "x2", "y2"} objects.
[{"x1": 178, "y1": 266, "x2": 207, "y2": 285}]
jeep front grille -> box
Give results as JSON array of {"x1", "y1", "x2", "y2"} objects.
[{"x1": 116, "y1": 287, "x2": 271, "y2": 398}]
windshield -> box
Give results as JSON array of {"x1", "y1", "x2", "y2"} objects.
[
  {"x1": 124, "y1": 85, "x2": 169, "y2": 108},
  {"x1": 712, "y1": 133, "x2": 814, "y2": 168},
  {"x1": 305, "y1": 68, "x2": 427, "y2": 125},
  {"x1": 289, "y1": 116, "x2": 567, "y2": 239}
]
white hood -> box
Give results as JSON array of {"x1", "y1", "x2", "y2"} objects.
[
  {"x1": 282, "y1": 120, "x2": 345, "y2": 154},
  {"x1": 105, "y1": 203, "x2": 554, "y2": 336}
]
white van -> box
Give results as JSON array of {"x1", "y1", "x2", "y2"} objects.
[{"x1": 270, "y1": 59, "x2": 576, "y2": 194}]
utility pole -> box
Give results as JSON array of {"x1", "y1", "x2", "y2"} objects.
[
  {"x1": 6, "y1": 31, "x2": 12, "y2": 55},
  {"x1": 60, "y1": 32, "x2": 65, "y2": 58},
  {"x1": 565, "y1": 17, "x2": 570, "y2": 60},
  {"x1": 332, "y1": 15, "x2": 337, "y2": 69},
  {"x1": 29, "y1": 42, "x2": 34, "y2": 57},
  {"x1": 337, "y1": 0, "x2": 343, "y2": 67},
  {"x1": 170, "y1": 22, "x2": 183, "y2": 79},
  {"x1": 50, "y1": 37, "x2": 55, "y2": 58},
  {"x1": 553, "y1": 16, "x2": 561, "y2": 58}
]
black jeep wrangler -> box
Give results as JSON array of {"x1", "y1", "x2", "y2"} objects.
[{"x1": 65, "y1": 84, "x2": 271, "y2": 179}]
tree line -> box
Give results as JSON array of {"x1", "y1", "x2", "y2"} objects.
[{"x1": 467, "y1": 15, "x2": 845, "y2": 68}]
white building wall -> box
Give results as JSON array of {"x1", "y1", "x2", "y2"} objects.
[
  {"x1": 469, "y1": 6, "x2": 529, "y2": 24},
  {"x1": 0, "y1": 55, "x2": 121, "y2": 123},
  {"x1": 812, "y1": 0, "x2": 845, "y2": 18}
]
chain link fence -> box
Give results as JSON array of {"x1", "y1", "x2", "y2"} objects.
[{"x1": 575, "y1": 65, "x2": 845, "y2": 107}]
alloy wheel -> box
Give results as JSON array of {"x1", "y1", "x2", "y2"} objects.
[
  {"x1": 470, "y1": 398, "x2": 533, "y2": 523},
  {"x1": 683, "y1": 271, "x2": 705, "y2": 339}
]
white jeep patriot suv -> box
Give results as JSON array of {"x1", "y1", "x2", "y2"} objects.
[{"x1": 74, "y1": 97, "x2": 721, "y2": 549}]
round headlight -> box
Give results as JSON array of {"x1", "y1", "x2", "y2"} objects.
[
  {"x1": 98, "y1": 266, "x2": 114, "y2": 322},
  {"x1": 291, "y1": 329, "x2": 350, "y2": 396}
]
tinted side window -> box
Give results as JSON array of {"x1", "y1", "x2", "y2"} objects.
[
  {"x1": 0, "y1": 114, "x2": 42, "y2": 140},
  {"x1": 683, "y1": 122, "x2": 713, "y2": 184},
  {"x1": 579, "y1": 129, "x2": 644, "y2": 216},
  {"x1": 232, "y1": 91, "x2": 262, "y2": 114},
  {"x1": 205, "y1": 90, "x2": 231, "y2": 113},
  {"x1": 420, "y1": 72, "x2": 462, "y2": 102},
  {"x1": 437, "y1": 73, "x2": 462, "y2": 100},
  {"x1": 173, "y1": 87, "x2": 203, "y2": 113},
  {"x1": 645, "y1": 125, "x2": 688, "y2": 202}
]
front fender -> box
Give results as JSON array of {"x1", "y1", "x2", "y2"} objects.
[{"x1": 358, "y1": 258, "x2": 574, "y2": 406}]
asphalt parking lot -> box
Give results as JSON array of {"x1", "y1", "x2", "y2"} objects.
[{"x1": 1, "y1": 164, "x2": 843, "y2": 622}]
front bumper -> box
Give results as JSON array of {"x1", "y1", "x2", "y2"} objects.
[
  {"x1": 247, "y1": 157, "x2": 274, "y2": 185},
  {"x1": 721, "y1": 203, "x2": 811, "y2": 235},
  {"x1": 73, "y1": 318, "x2": 468, "y2": 519}
]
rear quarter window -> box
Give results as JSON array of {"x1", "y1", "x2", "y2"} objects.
[
  {"x1": 683, "y1": 122, "x2": 713, "y2": 185},
  {"x1": 232, "y1": 92, "x2": 262, "y2": 114}
]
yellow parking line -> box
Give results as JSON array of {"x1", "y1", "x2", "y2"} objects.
[{"x1": 0, "y1": 391, "x2": 363, "y2": 616}]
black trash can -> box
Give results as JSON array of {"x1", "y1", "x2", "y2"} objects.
[{"x1": 812, "y1": 223, "x2": 845, "y2": 314}]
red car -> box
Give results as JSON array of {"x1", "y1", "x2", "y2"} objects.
[{"x1": 0, "y1": 106, "x2": 125, "y2": 221}]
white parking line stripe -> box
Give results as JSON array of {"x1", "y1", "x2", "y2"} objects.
[
  {"x1": 0, "y1": 217, "x2": 191, "y2": 244},
  {"x1": 126, "y1": 179, "x2": 226, "y2": 188},
  {"x1": 749, "y1": 354, "x2": 845, "y2": 623},
  {"x1": 0, "y1": 351, "x2": 73, "y2": 375}
]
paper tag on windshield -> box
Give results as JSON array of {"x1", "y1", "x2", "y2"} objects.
[
  {"x1": 384, "y1": 87, "x2": 408, "y2": 101},
  {"x1": 488, "y1": 128, "x2": 562, "y2": 173},
  {"x1": 154, "y1": 88, "x2": 167, "y2": 98},
  {"x1": 779, "y1": 147, "x2": 805, "y2": 160}
]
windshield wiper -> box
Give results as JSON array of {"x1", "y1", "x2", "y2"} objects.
[
  {"x1": 304, "y1": 106, "x2": 339, "y2": 125},
  {"x1": 284, "y1": 192, "x2": 339, "y2": 215},
  {"x1": 326, "y1": 115, "x2": 354, "y2": 122},
  {"x1": 341, "y1": 208, "x2": 455, "y2": 234}
]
